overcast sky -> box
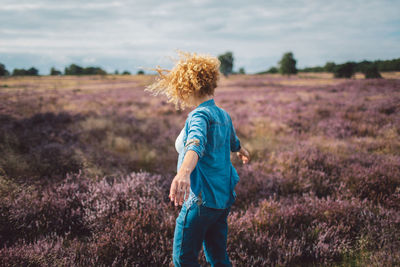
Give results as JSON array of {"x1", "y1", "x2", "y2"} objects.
[{"x1": 1, "y1": 0, "x2": 399, "y2": 74}]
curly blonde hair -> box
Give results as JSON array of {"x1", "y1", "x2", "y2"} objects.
[{"x1": 144, "y1": 50, "x2": 221, "y2": 110}]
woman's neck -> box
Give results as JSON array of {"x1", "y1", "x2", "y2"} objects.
[{"x1": 193, "y1": 94, "x2": 213, "y2": 107}]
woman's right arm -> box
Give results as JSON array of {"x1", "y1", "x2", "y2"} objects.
[
  {"x1": 229, "y1": 117, "x2": 250, "y2": 164},
  {"x1": 236, "y1": 147, "x2": 250, "y2": 164}
]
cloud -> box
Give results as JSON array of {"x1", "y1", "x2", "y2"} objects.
[{"x1": 0, "y1": 0, "x2": 399, "y2": 74}]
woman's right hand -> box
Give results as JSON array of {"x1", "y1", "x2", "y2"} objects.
[{"x1": 236, "y1": 147, "x2": 250, "y2": 164}]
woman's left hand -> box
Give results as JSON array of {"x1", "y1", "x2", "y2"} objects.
[{"x1": 169, "y1": 171, "x2": 191, "y2": 206}]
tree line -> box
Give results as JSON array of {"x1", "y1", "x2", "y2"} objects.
[
  {"x1": 0, "y1": 63, "x2": 140, "y2": 77},
  {"x1": 215, "y1": 51, "x2": 399, "y2": 79},
  {"x1": 1, "y1": 55, "x2": 399, "y2": 78},
  {"x1": 260, "y1": 53, "x2": 400, "y2": 78}
]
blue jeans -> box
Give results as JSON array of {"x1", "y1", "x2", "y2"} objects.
[{"x1": 172, "y1": 195, "x2": 232, "y2": 267}]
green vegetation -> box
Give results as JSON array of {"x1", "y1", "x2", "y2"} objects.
[
  {"x1": 362, "y1": 64, "x2": 382, "y2": 79},
  {"x1": 64, "y1": 64, "x2": 107, "y2": 75},
  {"x1": 12, "y1": 67, "x2": 39, "y2": 76},
  {"x1": 278, "y1": 52, "x2": 298, "y2": 76},
  {"x1": 218, "y1": 51, "x2": 234, "y2": 76},
  {"x1": 298, "y1": 58, "x2": 399, "y2": 76},
  {"x1": 0, "y1": 63, "x2": 10, "y2": 76},
  {"x1": 50, "y1": 67, "x2": 62, "y2": 76},
  {"x1": 333, "y1": 62, "x2": 356, "y2": 78},
  {"x1": 324, "y1": 62, "x2": 336, "y2": 72},
  {"x1": 2, "y1": 56, "x2": 400, "y2": 78}
]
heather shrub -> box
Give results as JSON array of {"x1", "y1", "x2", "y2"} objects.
[
  {"x1": 270, "y1": 146, "x2": 342, "y2": 198},
  {"x1": 1, "y1": 74, "x2": 399, "y2": 266},
  {"x1": 340, "y1": 153, "x2": 400, "y2": 209},
  {"x1": 0, "y1": 170, "x2": 172, "y2": 249},
  {"x1": 0, "y1": 171, "x2": 91, "y2": 248},
  {"x1": 0, "y1": 232, "x2": 78, "y2": 267},
  {"x1": 316, "y1": 117, "x2": 354, "y2": 139},
  {"x1": 82, "y1": 171, "x2": 171, "y2": 232},
  {"x1": 85, "y1": 207, "x2": 175, "y2": 266},
  {"x1": 228, "y1": 195, "x2": 400, "y2": 266},
  {"x1": 286, "y1": 115, "x2": 312, "y2": 134},
  {"x1": 0, "y1": 112, "x2": 83, "y2": 182},
  {"x1": 0, "y1": 110, "x2": 182, "y2": 183},
  {"x1": 76, "y1": 114, "x2": 181, "y2": 176},
  {"x1": 233, "y1": 163, "x2": 281, "y2": 210}
]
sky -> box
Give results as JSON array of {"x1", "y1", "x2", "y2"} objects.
[{"x1": 0, "y1": 0, "x2": 399, "y2": 74}]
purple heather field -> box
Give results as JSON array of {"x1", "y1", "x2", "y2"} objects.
[{"x1": 0, "y1": 73, "x2": 399, "y2": 266}]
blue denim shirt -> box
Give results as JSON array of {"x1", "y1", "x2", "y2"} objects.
[{"x1": 177, "y1": 98, "x2": 241, "y2": 209}]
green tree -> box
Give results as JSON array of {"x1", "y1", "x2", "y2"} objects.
[
  {"x1": 238, "y1": 67, "x2": 245, "y2": 74},
  {"x1": 26, "y1": 67, "x2": 39, "y2": 75},
  {"x1": 355, "y1": 60, "x2": 372, "y2": 73},
  {"x1": 50, "y1": 67, "x2": 62, "y2": 75},
  {"x1": 122, "y1": 70, "x2": 131, "y2": 75},
  {"x1": 137, "y1": 70, "x2": 145, "y2": 75},
  {"x1": 333, "y1": 62, "x2": 356, "y2": 78},
  {"x1": 300, "y1": 66, "x2": 324, "y2": 72},
  {"x1": 375, "y1": 58, "x2": 400, "y2": 71},
  {"x1": 12, "y1": 67, "x2": 38, "y2": 76},
  {"x1": 0, "y1": 63, "x2": 9, "y2": 76},
  {"x1": 12, "y1": 68, "x2": 26, "y2": 76},
  {"x1": 324, "y1": 62, "x2": 336, "y2": 72},
  {"x1": 64, "y1": 64, "x2": 106, "y2": 75},
  {"x1": 218, "y1": 51, "x2": 234, "y2": 76},
  {"x1": 266, "y1": 67, "x2": 278, "y2": 74},
  {"x1": 278, "y1": 52, "x2": 297, "y2": 76},
  {"x1": 65, "y1": 64, "x2": 83, "y2": 75},
  {"x1": 84, "y1": 67, "x2": 107, "y2": 75},
  {"x1": 362, "y1": 64, "x2": 382, "y2": 79}
]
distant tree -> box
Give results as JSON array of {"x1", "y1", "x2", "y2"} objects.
[
  {"x1": 122, "y1": 71, "x2": 131, "y2": 75},
  {"x1": 26, "y1": 67, "x2": 39, "y2": 75},
  {"x1": 375, "y1": 58, "x2": 400, "y2": 72},
  {"x1": 12, "y1": 67, "x2": 38, "y2": 76},
  {"x1": 266, "y1": 67, "x2": 278, "y2": 74},
  {"x1": 218, "y1": 51, "x2": 234, "y2": 76},
  {"x1": 355, "y1": 60, "x2": 372, "y2": 73},
  {"x1": 50, "y1": 67, "x2": 62, "y2": 76},
  {"x1": 84, "y1": 67, "x2": 107, "y2": 75},
  {"x1": 333, "y1": 62, "x2": 356, "y2": 78},
  {"x1": 64, "y1": 64, "x2": 106, "y2": 75},
  {"x1": 300, "y1": 66, "x2": 324, "y2": 72},
  {"x1": 278, "y1": 52, "x2": 297, "y2": 76},
  {"x1": 65, "y1": 64, "x2": 83, "y2": 75},
  {"x1": 12, "y1": 69, "x2": 25, "y2": 76},
  {"x1": 0, "y1": 63, "x2": 9, "y2": 76},
  {"x1": 324, "y1": 62, "x2": 336, "y2": 72},
  {"x1": 263, "y1": 57, "x2": 399, "y2": 75},
  {"x1": 114, "y1": 70, "x2": 119, "y2": 75},
  {"x1": 238, "y1": 67, "x2": 245, "y2": 74},
  {"x1": 137, "y1": 70, "x2": 145, "y2": 75},
  {"x1": 362, "y1": 64, "x2": 382, "y2": 79}
]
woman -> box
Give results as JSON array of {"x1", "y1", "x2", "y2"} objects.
[{"x1": 145, "y1": 51, "x2": 250, "y2": 267}]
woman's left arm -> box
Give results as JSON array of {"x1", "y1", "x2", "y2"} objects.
[
  {"x1": 169, "y1": 150, "x2": 199, "y2": 206},
  {"x1": 170, "y1": 110, "x2": 208, "y2": 206}
]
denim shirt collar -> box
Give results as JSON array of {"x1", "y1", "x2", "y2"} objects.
[
  {"x1": 197, "y1": 98, "x2": 215, "y2": 108},
  {"x1": 188, "y1": 98, "x2": 215, "y2": 119}
]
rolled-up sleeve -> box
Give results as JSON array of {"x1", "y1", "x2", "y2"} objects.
[
  {"x1": 230, "y1": 118, "x2": 241, "y2": 152},
  {"x1": 185, "y1": 110, "x2": 209, "y2": 158}
]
